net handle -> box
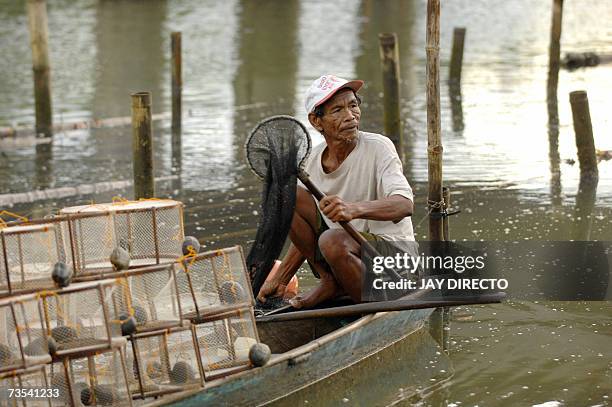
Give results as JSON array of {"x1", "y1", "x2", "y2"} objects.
[{"x1": 298, "y1": 169, "x2": 403, "y2": 281}]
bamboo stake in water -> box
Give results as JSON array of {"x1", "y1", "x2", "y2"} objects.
[
  {"x1": 427, "y1": 0, "x2": 443, "y2": 242},
  {"x1": 547, "y1": 0, "x2": 563, "y2": 102},
  {"x1": 570, "y1": 91, "x2": 598, "y2": 181},
  {"x1": 449, "y1": 27, "x2": 466, "y2": 84},
  {"x1": 131, "y1": 92, "x2": 155, "y2": 199},
  {"x1": 378, "y1": 32, "x2": 403, "y2": 158},
  {"x1": 26, "y1": 0, "x2": 53, "y2": 138}
]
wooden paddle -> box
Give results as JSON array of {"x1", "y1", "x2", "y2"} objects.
[{"x1": 256, "y1": 292, "x2": 505, "y2": 323}]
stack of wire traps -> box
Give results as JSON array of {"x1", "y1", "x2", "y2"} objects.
[
  {"x1": 59, "y1": 200, "x2": 184, "y2": 277},
  {"x1": 0, "y1": 221, "x2": 70, "y2": 297},
  {"x1": 0, "y1": 293, "x2": 51, "y2": 373},
  {"x1": 47, "y1": 346, "x2": 132, "y2": 407},
  {"x1": 37, "y1": 281, "x2": 124, "y2": 357},
  {"x1": 127, "y1": 324, "x2": 203, "y2": 399}
]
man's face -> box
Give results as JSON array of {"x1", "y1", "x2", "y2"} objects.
[{"x1": 310, "y1": 89, "x2": 361, "y2": 142}]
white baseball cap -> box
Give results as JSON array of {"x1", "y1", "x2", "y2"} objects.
[{"x1": 304, "y1": 75, "x2": 364, "y2": 114}]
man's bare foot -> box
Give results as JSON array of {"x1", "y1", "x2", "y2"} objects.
[{"x1": 289, "y1": 274, "x2": 340, "y2": 309}]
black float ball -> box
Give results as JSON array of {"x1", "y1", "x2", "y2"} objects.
[
  {"x1": 118, "y1": 313, "x2": 137, "y2": 336},
  {"x1": 110, "y1": 246, "x2": 130, "y2": 271},
  {"x1": 51, "y1": 326, "x2": 78, "y2": 344},
  {"x1": 248, "y1": 343, "x2": 271, "y2": 367},
  {"x1": 47, "y1": 336, "x2": 58, "y2": 354},
  {"x1": 181, "y1": 236, "x2": 200, "y2": 255},
  {"x1": 81, "y1": 385, "x2": 115, "y2": 406},
  {"x1": 0, "y1": 343, "x2": 14, "y2": 367},
  {"x1": 219, "y1": 281, "x2": 246, "y2": 304},
  {"x1": 51, "y1": 262, "x2": 73, "y2": 288},
  {"x1": 169, "y1": 361, "x2": 195, "y2": 384}
]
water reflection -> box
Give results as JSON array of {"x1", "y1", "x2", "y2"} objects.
[
  {"x1": 449, "y1": 82, "x2": 464, "y2": 133},
  {"x1": 34, "y1": 142, "x2": 52, "y2": 189}
]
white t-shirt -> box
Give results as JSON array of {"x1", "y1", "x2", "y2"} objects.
[{"x1": 302, "y1": 131, "x2": 415, "y2": 242}]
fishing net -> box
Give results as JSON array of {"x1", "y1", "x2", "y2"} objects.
[
  {"x1": 105, "y1": 264, "x2": 184, "y2": 335},
  {"x1": 244, "y1": 116, "x2": 311, "y2": 297},
  {"x1": 127, "y1": 325, "x2": 203, "y2": 398},
  {"x1": 0, "y1": 293, "x2": 50, "y2": 373},
  {"x1": 191, "y1": 307, "x2": 259, "y2": 372},
  {"x1": 60, "y1": 199, "x2": 184, "y2": 276},
  {"x1": 173, "y1": 246, "x2": 254, "y2": 321},
  {"x1": 0, "y1": 222, "x2": 70, "y2": 296},
  {"x1": 0, "y1": 365, "x2": 49, "y2": 403},
  {"x1": 48, "y1": 346, "x2": 132, "y2": 407}
]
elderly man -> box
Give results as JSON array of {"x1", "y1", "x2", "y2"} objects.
[{"x1": 257, "y1": 74, "x2": 416, "y2": 309}]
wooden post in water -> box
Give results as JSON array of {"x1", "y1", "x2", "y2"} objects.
[
  {"x1": 449, "y1": 27, "x2": 466, "y2": 84},
  {"x1": 131, "y1": 92, "x2": 155, "y2": 199},
  {"x1": 442, "y1": 187, "x2": 450, "y2": 241},
  {"x1": 378, "y1": 33, "x2": 403, "y2": 157},
  {"x1": 547, "y1": 0, "x2": 563, "y2": 102},
  {"x1": 427, "y1": 0, "x2": 443, "y2": 242},
  {"x1": 26, "y1": 0, "x2": 53, "y2": 138},
  {"x1": 171, "y1": 32, "x2": 182, "y2": 135},
  {"x1": 570, "y1": 91, "x2": 598, "y2": 181}
]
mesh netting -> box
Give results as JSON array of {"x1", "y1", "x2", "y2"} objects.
[
  {"x1": 0, "y1": 294, "x2": 50, "y2": 373},
  {"x1": 127, "y1": 326, "x2": 203, "y2": 398},
  {"x1": 192, "y1": 307, "x2": 259, "y2": 372},
  {"x1": 48, "y1": 347, "x2": 132, "y2": 407},
  {"x1": 0, "y1": 223, "x2": 69, "y2": 296},
  {"x1": 61, "y1": 200, "x2": 184, "y2": 275},
  {"x1": 174, "y1": 246, "x2": 254, "y2": 320},
  {"x1": 0, "y1": 365, "x2": 50, "y2": 406},
  {"x1": 107, "y1": 265, "x2": 183, "y2": 334},
  {"x1": 244, "y1": 116, "x2": 311, "y2": 296},
  {"x1": 38, "y1": 281, "x2": 122, "y2": 356}
]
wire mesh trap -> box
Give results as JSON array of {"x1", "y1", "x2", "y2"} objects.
[
  {"x1": 37, "y1": 281, "x2": 123, "y2": 357},
  {"x1": 127, "y1": 325, "x2": 203, "y2": 399},
  {"x1": 0, "y1": 365, "x2": 51, "y2": 407},
  {"x1": 192, "y1": 307, "x2": 259, "y2": 373},
  {"x1": 174, "y1": 246, "x2": 254, "y2": 321},
  {"x1": 0, "y1": 222, "x2": 70, "y2": 297},
  {"x1": 102, "y1": 265, "x2": 184, "y2": 335},
  {"x1": 60, "y1": 200, "x2": 184, "y2": 276},
  {"x1": 0, "y1": 293, "x2": 51, "y2": 374},
  {"x1": 47, "y1": 346, "x2": 132, "y2": 407}
]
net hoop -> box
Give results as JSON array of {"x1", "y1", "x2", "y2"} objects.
[{"x1": 244, "y1": 115, "x2": 312, "y2": 180}]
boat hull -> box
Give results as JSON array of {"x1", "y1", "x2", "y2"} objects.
[{"x1": 158, "y1": 307, "x2": 433, "y2": 406}]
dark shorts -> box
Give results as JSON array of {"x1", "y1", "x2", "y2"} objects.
[{"x1": 310, "y1": 207, "x2": 397, "y2": 278}]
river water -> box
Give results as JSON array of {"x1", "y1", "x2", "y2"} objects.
[{"x1": 0, "y1": 0, "x2": 610, "y2": 405}]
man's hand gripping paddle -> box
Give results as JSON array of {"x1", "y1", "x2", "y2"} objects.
[{"x1": 245, "y1": 115, "x2": 402, "y2": 298}]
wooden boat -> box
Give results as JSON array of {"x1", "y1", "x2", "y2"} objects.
[{"x1": 150, "y1": 298, "x2": 436, "y2": 406}]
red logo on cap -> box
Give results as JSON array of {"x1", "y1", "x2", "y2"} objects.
[{"x1": 318, "y1": 75, "x2": 340, "y2": 91}]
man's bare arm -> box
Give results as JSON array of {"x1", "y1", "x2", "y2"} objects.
[{"x1": 319, "y1": 194, "x2": 412, "y2": 223}]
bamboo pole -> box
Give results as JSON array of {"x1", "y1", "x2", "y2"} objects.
[
  {"x1": 131, "y1": 92, "x2": 155, "y2": 199},
  {"x1": 547, "y1": 0, "x2": 563, "y2": 102},
  {"x1": 171, "y1": 32, "x2": 182, "y2": 136},
  {"x1": 570, "y1": 91, "x2": 598, "y2": 181},
  {"x1": 449, "y1": 27, "x2": 466, "y2": 84},
  {"x1": 26, "y1": 0, "x2": 53, "y2": 138},
  {"x1": 427, "y1": 0, "x2": 443, "y2": 241},
  {"x1": 378, "y1": 33, "x2": 403, "y2": 157}
]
